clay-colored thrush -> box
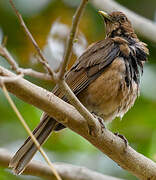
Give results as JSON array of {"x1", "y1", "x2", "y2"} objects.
[{"x1": 10, "y1": 11, "x2": 149, "y2": 174}]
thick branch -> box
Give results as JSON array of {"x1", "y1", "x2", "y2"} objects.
[
  {"x1": 91, "y1": 0, "x2": 156, "y2": 43},
  {"x1": 0, "y1": 66, "x2": 156, "y2": 179},
  {"x1": 0, "y1": 149, "x2": 121, "y2": 180}
]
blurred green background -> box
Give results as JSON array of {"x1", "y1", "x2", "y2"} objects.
[{"x1": 0, "y1": 0, "x2": 156, "y2": 179}]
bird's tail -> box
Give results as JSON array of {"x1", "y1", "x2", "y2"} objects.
[{"x1": 9, "y1": 117, "x2": 58, "y2": 175}]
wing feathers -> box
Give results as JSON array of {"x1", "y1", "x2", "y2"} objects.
[{"x1": 53, "y1": 38, "x2": 120, "y2": 97}]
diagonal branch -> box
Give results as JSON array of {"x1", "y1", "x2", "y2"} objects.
[
  {"x1": 0, "y1": 45, "x2": 52, "y2": 81},
  {"x1": 59, "y1": 80, "x2": 99, "y2": 135},
  {"x1": 9, "y1": 0, "x2": 56, "y2": 81},
  {"x1": 0, "y1": 66, "x2": 156, "y2": 179},
  {"x1": 58, "y1": 0, "x2": 88, "y2": 79},
  {"x1": 0, "y1": 149, "x2": 122, "y2": 180},
  {"x1": 0, "y1": 45, "x2": 19, "y2": 73}
]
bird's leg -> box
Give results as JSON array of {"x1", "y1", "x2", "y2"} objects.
[
  {"x1": 91, "y1": 112, "x2": 105, "y2": 133},
  {"x1": 114, "y1": 132, "x2": 128, "y2": 148}
]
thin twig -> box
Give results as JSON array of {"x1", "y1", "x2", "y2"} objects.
[
  {"x1": 60, "y1": 81, "x2": 99, "y2": 135},
  {"x1": 0, "y1": 45, "x2": 52, "y2": 81},
  {"x1": 58, "y1": 0, "x2": 88, "y2": 79},
  {"x1": 21, "y1": 68, "x2": 52, "y2": 81},
  {"x1": 9, "y1": 0, "x2": 56, "y2": 81},
  {"x1": 1, "y1": 83, "x2": 62, "y2": 180},
  {"x1": 0, "y1": 45, "x2": 20, "y2": 73}
]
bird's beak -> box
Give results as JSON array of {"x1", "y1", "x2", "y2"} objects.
[{"x1": 98, "y1": 11, "x2": 112, "y2": 22}]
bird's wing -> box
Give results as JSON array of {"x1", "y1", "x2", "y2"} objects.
[{"x1": 53, "y1": 37, "x2": 120, "y2": 97}]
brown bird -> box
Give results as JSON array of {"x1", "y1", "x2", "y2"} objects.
[{"x1": 9, "y1": 11, "x2": 149, "y2": 174}]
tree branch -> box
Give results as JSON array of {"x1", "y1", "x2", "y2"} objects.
[
  {"x1": 59, "y1": 80, "x2": 99, "y2": 136},
  {"x1": 0, "y1": 149, "x2": 122, "y2": 180},
  {"x1": 58, "y1": 0, "x2": 88, "y2": 79},
  {"x1": 0, "y1": 45, "x2": 52, "y2": 81},
  {"x1": 91, "y1": 0, "x2": 156, "y2": 43},
  {"x1": 0, "y1": 66, "x2": 156, "y2": 179},
  {"x1": 9, "y1": 0, "x2": 56, "y2": 81}
]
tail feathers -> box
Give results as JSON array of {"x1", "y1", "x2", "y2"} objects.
[{"x1": 9, "y1": 117, "x2": 57, "y2": 175}]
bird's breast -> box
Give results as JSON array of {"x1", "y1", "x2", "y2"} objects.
[{"x1": 78, "y1": 57, "x2": 138, "y2": 122}]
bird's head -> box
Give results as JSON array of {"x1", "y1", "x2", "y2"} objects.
[{"x1": 99, "y1": 11, "x2": 137, "y2": 38}]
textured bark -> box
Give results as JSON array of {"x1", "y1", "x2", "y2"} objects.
[{"x1": 0, "y1": 66, "x2": 156, "y2": 179}]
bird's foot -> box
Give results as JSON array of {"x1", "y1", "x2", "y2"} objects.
[
  {"x1": 92, "y1": 112, "x2": 105, "y2": 133},
  {"x1": 114, "y1": 132, "x2": 128, "y2": 148}
]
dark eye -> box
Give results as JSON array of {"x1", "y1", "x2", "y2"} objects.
[{"x1": 120, "y1": 16, "x2": 126, "y2": 22}]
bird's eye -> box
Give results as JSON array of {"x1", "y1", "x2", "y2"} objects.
[{"x1": 120, "y1": 16, "x2": 126, "y2": 22}]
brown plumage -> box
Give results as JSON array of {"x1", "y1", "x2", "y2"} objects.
[{"x1": 9, "y1": 11, "x2": 149, "y2": 174}]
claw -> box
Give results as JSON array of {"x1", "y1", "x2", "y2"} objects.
[
  {"x1": 92, "y1": 112, "x2": 105, "y2": 133},
  {"x1": 114, "y1": 132, "x2": 128, "y2": 148}
]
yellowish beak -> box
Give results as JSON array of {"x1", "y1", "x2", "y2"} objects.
[{"x1": 98, "y1": 11, "x2": 112, "y2": 21}]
